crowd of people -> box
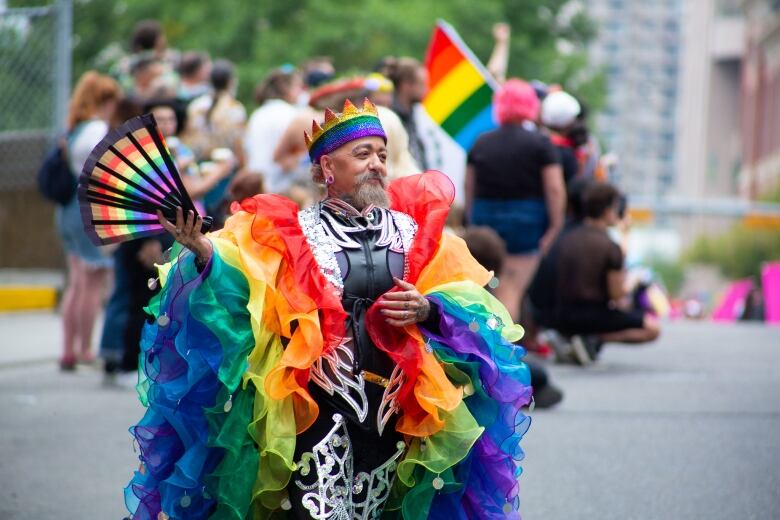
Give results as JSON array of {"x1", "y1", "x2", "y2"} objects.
[{"x1": 52, "y1": 19, "x2": 661, "y2": 399}]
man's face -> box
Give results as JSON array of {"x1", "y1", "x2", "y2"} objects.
[{"x1": 321, "y1": 136, "x2": 389, "y2": 209}]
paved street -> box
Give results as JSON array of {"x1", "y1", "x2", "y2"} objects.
[{"x1": 0, "y1": 313, "x2": 779, "y2": 519}]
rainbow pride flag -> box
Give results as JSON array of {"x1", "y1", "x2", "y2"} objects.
[{"x1": 423, "y1": 20, "x2": 498, "y2": 151}]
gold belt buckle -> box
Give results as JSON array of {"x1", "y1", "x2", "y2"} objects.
[{"x1": 360, "y1": 370, "x2": 389, "y2": 387}]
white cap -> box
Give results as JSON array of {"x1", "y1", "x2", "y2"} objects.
[{"x1": 541, "y1": 91, "x2": 581, "y2": 129}]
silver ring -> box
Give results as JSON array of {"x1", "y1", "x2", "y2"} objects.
[{"x1": 175, "y1": 229, "x2": 182, "y2": 235}]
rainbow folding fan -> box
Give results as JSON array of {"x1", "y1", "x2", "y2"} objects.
[{"x1": 78, "y1": 113, "x2": 212, "y2": 245}]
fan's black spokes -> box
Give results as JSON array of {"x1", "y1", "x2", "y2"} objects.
[
  {"x1": 145, "y1": 119, "x2": 197, "y2": 214},
  {"x1": 85, "y1": 177, "x2": 178, "y2": 212},
  {"x1": 104, "y1": 146, "x2": 183, "y2": 207},
  {"x1": 126, "y1": 131, "x2": 181, "y2": 199},
  {"x1": 94, "y1": 161, "x2": 181, "y2": 211},
  {"x1": 85, "y1": 191, "x2": 168, "y2": 215},
  {"x1": 91, "y1": 218, "x2": 161, "y2": 226}
]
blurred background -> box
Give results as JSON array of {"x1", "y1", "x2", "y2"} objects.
[
  {"x1": 2, "y1": 0, "x2": 779, "y2": 317},
  {"x1": 1, "y1": 0, "x2": 779, "y2": 519}
]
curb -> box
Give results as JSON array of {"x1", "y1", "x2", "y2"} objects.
[{"x1": 0, "y1": 286, "x2": 59, "y2": 312}]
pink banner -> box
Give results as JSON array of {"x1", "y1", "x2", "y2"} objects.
[
  {"x1": 712, "y1": 279, "x2": 754, "y2": 322},
  {"x1": 762, "y1": 262, "x2": 780, "y2": 324}
]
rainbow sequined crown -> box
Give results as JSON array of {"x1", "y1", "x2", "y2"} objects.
[{"x1": 305, "y1": 98, "x2": 386, "y2": 163}]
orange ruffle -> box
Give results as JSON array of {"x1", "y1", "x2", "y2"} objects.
[{"x1": 217, "y1": 195, "x2": 347, "y2": 434}]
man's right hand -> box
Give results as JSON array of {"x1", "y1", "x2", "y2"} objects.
[{"x1": 156, "y1": 207, "x2": 213, "y2": 264}]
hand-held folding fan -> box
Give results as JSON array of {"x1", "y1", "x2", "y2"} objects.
[{"x1": 78, "y1": 113, "x2": 212, "y2": 245}]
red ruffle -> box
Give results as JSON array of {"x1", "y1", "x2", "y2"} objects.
[
  {"x1": 366, "y1": 171, "x2": 455, "y2": 434},
  {"x1": 235, "y1": 194, "x2": 346, "y2": 350}
]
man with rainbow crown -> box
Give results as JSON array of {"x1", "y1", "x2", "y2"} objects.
[{"x1": 125, "y1": 98, "x2": 532, "y2": 519}]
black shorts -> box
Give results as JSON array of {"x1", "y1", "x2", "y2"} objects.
[{"x1": 557, "y1": 305, "x2": 646, "y2": 335}]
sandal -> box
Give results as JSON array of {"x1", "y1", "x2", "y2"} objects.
[{"x1": 59, "y1": 357, "x2": 77, "y2": 371}]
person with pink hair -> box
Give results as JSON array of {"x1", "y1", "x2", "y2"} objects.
[{"x1": 465, "y1": 79, "x2": 566, "y2": 322}]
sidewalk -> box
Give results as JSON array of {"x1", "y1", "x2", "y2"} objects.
[{"x1": 0, "y1": 269, "x2": 63, "y2": 312}]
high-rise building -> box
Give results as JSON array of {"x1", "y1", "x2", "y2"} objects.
[
  {"x1": 741, "y1": 0, "x2": 780, "y2": 199},
  {"x1": 586, "y1": 0, "x2": 683, "y2": 199},
  {"x1": 675, "y1": 0, "x2": 743, "y2": 203}
]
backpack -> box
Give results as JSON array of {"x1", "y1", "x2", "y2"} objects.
[
  {"x1": 37, "y1": 140, "x2": 77, "y2": 205},
  {"x1": 37, "y1": 123, "x2": 86, "y2": 205}
]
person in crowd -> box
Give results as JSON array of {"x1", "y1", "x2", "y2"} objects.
[
  {"x1": 123, "y1": 98, "x2": 531, "y2": 519},
  {"x1": 127, "y1": 56, "x2": 165, "y2": 103},
  {"x1": 56, "y1": 71, "x2": 121, "y2": 371},
  {"x1": 181, "y1": 59, "x2": 245, "y2": 222},
  {"x1": 465, "y1": 78, "x2": 566, "y2": 322},
  {"x1": 527, "y1": 177, "x2": 593, "y2": 323},
  {"x1": 182, "y1": 59, "x2": 246, "y2": 162},
  {"x1": 100, "y1": 97, "x2": 145, "y2": 382},
  {"x1": 462, "y1": 226, "x2": 563, "y2": 408},
  {"x1": 176, "y1": 51, "x2": 212, "y2": 104},
  {"x1": 302, "y1": 57, "x2": 336, "y2": 88},
  {"x1": 383, "y1": 56, "x2": 430, "y2": 169},
  {"x1": 524, "y1": 177, "x2": 593, "y2": 359},
  {"x1": 363, "y1": 73, "x2": 420, "y2": 179},
  {"x1": 112, "y1": 20, "x2": 178, "y2": 93},
  {"x1": 147, "y1": 99, "x2": 233, "y2": 203},
  {"x1": 569, "y1": 98, "x2": 602, "y2": 179},
  {"x1": 541, "y1": 90, "x2": 582, "y2": 185},
  {"x1": 554, "y1": 182, "x2": 660, "y2": 359},
  {"x1": 243, "y1": 67, "x2": 304, "y2": 194}
]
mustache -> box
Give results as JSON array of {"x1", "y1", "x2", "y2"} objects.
[{"x1": 355, "y1": 171, "x2": 387, "y2": 188}]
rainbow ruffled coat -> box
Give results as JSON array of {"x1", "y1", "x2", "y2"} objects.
[{"x1": 125, "y1": 171, "x2": 532, "y2": 519}]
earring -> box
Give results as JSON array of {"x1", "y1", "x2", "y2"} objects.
[{"x1": 325, "y1": 174, "x2": 334, "y2": 185}]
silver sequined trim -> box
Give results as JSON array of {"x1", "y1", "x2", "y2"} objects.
[
  {"x1": 298, "y1": 205, "x2": 344, "y2": 295},
  {"x1": 387, "y1": 210, "x2": 416, "y2": 280}
]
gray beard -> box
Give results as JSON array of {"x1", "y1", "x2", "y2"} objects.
[{"x1": 343, "y1": 172, "x2": 389, "y2": 210}]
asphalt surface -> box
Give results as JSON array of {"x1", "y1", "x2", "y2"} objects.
[{"x1": 0, "y1": 314, "x2": 778, "y2": 519}]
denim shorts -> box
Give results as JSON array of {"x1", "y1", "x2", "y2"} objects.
[
  {"x1": 55, "y1": 195, "x2": 114, "y2": 268},
  {"x1": 470, "y1": 198, "x2": 549, "y2": 254}
]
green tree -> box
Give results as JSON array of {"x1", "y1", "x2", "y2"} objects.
[{"x1": 12, "y1": 0, "x2": 601, "y2": 109}]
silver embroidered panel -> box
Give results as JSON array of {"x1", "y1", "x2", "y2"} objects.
[
  {"x1": 310, "y1": 337, "x2": 369, "y2": 423},
  {"x1": 376, "y1": 365, "x2": 405, "y2": 436},
  {"x1": 319, "y1": 208, "x2": 407, "y2": 254},
  {"x1": 293, "y1": 413, "x2": 406, "y2": 520}
]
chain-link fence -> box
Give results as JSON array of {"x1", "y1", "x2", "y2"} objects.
[{"x1": 0, "y1": 2, "x2": 71, "y2": 190}]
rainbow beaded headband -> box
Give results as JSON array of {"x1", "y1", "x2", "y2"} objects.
[{"x1": 305, "y1": 98, "x2": 386, "y2": 164}]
